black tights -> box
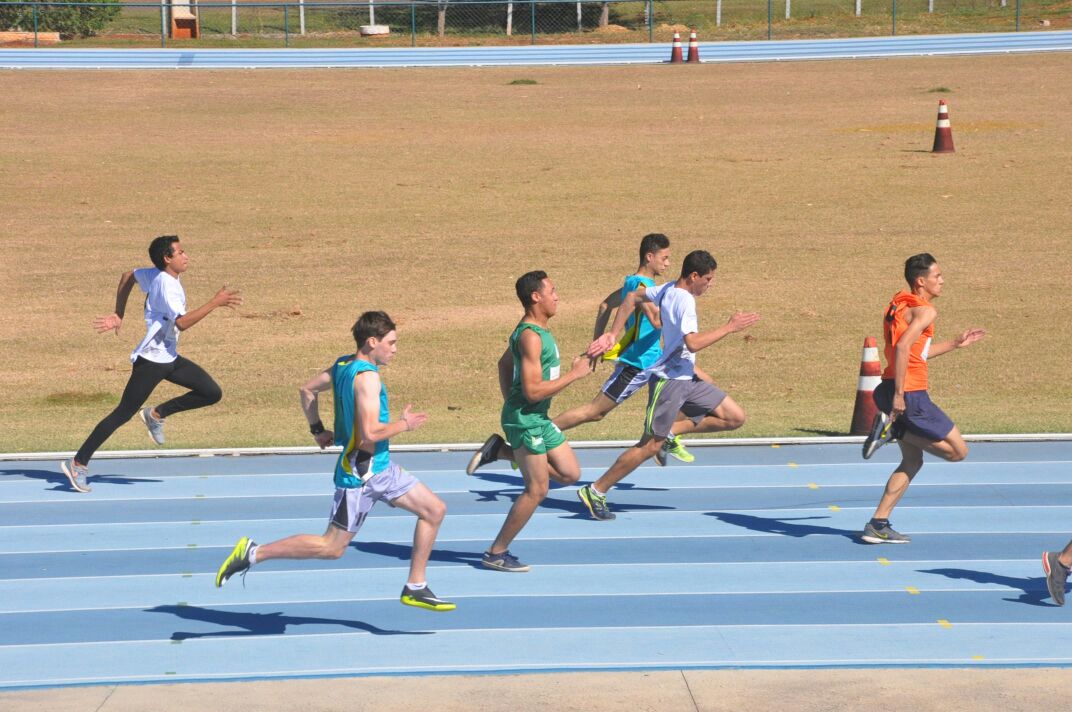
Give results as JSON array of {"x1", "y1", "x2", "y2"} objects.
[{"x1": 75, "y1": 356, "x2": 222, "y2": 465}]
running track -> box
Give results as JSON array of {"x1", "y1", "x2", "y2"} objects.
[
  {"x1": 1, "y1": 31, "x2": 1071, "y2": 68},
  {"x1": 2, "y1": 440, "x2": 1071, "y2": 690}
]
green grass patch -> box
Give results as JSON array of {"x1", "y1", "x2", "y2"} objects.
[
  {"x1": 928, "y1": 86, "x2": 953, "y2": 93},
  {"x1": 509, "y1": 78, "x2": 539, "y2": 85}
]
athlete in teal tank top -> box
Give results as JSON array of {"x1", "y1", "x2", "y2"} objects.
[
  {"x1": 331, "y1": 355, "x2": 390, "y2": 488},
  {"x1": 214, "y1": 311, "x2": 456, "y2": 612}
]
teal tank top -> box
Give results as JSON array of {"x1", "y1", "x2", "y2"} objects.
[{"x1": 331, "y1": 355, "x2": 390, "y2": 488}]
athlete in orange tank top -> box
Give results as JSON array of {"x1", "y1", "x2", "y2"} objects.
[
  {"x1": 859, "y1": 253, "x2": 986, "y2": 546},
  {"x1": 882, "y1": 290, "x2": 935, "y2": 392}
]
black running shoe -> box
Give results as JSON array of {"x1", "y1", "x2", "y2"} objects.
[
  {"x1": 467, "y1": 433, "x2": 505, "y2": 475},
  {"x1": 578, "y1": 484, "x2": 616, "y2": 521},
  {"x1": 862, "y1": 412, "x2": 896, "y2": 460},
  {"x1": 1043, "y1": 551, "x2": 1069, "y2": 606},
  {"x1": 400, "y1": 585, "x2": 457, "y2": 611},
  {"x1": 481, "y1": 549, "x2": 530, "y2": 572}
]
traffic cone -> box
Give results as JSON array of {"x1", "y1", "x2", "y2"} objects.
[
  {"x1": 849, "y1": 336, "x2": 882, "y2": 436},
  {"x1": 686, "y1": 30, "x2": 701, "y2": 63},
  {"x1": 669, "y1": 32, "x2": 683, "y2": 64},
  {"x1": 932, "y1": 99, "x2": 955, "y2": 154}
]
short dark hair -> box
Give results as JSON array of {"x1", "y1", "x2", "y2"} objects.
[
  {"x1": 680, "y1": 250, "x2": 717, "y2": 279},
  {"x1": 148, "y1": 235, "x2": 180, "y2": 270},
  {"x1": 638, "y1": 233, "x2": 670, "y2": 265},
  {"x1": 515, "y1": 270, "x2": 548, "y2": 309},
  {"x1": 352, "y1": 311, "x2": 396, "y2": 349},
  {"x1": 904, "y1": 253, "x2": 937, "y2": 286}
]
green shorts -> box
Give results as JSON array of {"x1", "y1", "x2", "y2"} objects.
[{"x1": 503, "y1": 418, "x2": 566, "y2": 455}]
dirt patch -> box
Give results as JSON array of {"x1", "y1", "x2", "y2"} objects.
[{"x1": 1, "y1": 53, "x2": 1071, "y2": 451}]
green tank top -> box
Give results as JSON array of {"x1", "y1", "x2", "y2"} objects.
[{"x1": 501, "y1": 322, "x2": 560, "y2": 429}]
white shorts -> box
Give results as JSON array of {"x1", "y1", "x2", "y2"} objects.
[{"x1": 329, "y1": 462, "x2": 418, "y2": 534}]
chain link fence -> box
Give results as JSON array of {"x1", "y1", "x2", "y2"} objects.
[{"x1": 1, "y1": 0, "x2": 1068, "y2": 47}]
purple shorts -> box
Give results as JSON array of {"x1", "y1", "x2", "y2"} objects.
[{"x1": 872, "y1": 379, "x2": 955, "y2": 442}]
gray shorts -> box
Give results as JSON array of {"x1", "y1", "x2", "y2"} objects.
[
  {"x1": 644, "y1": 377, "x2": 727, "y2": 439},
  {"x1": 600, "y1": 362, "x2": 653, "y2": 404},
  {"x1": 329, "y1": 462, "x2": 418, "y2": 534}
]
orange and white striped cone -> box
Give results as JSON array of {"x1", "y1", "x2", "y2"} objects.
[
  {"x1": 669, "y1": 32, "x2": 683, "y2": 64},
  {"x1": 686, "y1": 30, "x2": 701, "y2": 63},
  {"x1": 849, "y1": 336, "x2": 882, "y2": 436},
  {"x1": 932, "y1": 99, "x2": 955, "y2": 154}
]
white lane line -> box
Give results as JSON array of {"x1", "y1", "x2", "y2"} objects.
[{"x1": 0, "y1": 557, "x2": 1038, "y2": 583}]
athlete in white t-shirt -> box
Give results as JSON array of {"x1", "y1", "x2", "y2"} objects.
[
  {"x1": 578, "y1": 250, "x2": 760, "y2": 520},
  {"x1": 61, "y1": 236, "x2": 242, "y2": 493}
]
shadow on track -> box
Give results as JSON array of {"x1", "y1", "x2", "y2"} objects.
[
  {"x1": 917, "y1": 567, "x2": 1058, "y2": 607},
  {"x1": 145, "y1": 604, "x2": 432, "y2": 640},
  {"x1": 351, "y1": 541, "x2": 486, "y2": 569},
  {"x1": 466, "y1": 469, "x2": 667, "y2": 493},
  {"x1": 0, "y1": 465, "x2": 162, "y2": 491},
  {"x1": 706, "y1": 511, "x2": 864, "y2": 542}
]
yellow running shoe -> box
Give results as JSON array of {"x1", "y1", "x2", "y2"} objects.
[
  {"x1": 400, "y1": 585, "x2": 456, "y2": 611},
  {"x1": 215, "y1": 536, "x2": 254, "y2": 588}
]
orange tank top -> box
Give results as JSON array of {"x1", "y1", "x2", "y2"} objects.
[{"x1": 881, "y1": 290, "x2": 934, "y2": 392}]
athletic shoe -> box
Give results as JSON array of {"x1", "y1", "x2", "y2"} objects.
[
  {"x1": 215, "y1": 536, "x2": 255, "y2": 587},
  {"x1": 860, "y1": 521, "x2": 910, "y2": 544},
  {"x1": 466, "y1": 433, "x2": 505, "y2": 475},
  {"x1": 60, "y1": 459, "x2": 92, "y2": 493},
  {"x1": 654, "y1": 443, "x2": 669, "y2": 467},
  {"x1": 663, "y1": 434, "x2": 695, "y2": 463},
  {"x1": 577, "y1": 484, "x2": 616, "y2": 521},
  {"x1": 862, "y1": 412, "x2": 895, "y2": 460},
  {"x1": 139, "y1": 407, "x2": 165, "y2": 445},
  {"x1": 481, "y1": 549, "x2": 530, "y2": 572},
  {"x1": 400, "y1": 585, "x2": 457, "y2": 612},
  {"x1": 1043, "y1": 551, "x2": 1069, "y2": 606}
]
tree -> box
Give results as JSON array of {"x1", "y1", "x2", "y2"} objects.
[{"x1": 0, "y1": 0, "x2": 121, "y2": 38}]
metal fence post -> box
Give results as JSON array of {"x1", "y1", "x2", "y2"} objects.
[
  {"x1": 891, "y1": 0, "x2": 896, "y2": 35},
  {"x1": 284, "y1": 3, "x2": 289, "y2": 46},
  {"x1": 411, "y1": 2, "x2": 416, "y2": 46},
  {"x1": 160, "y1": 0, "x2": 167, "y2": 47},
  {"x1": 767, "y1": 0, "x2": 772, "y2": 39},
  {"x1": 530, "y1": 0, "x2": 536, "y2": 44},
  {"x1": 647, "y1": 0, "x2": 653, "y2": 42},
  {"x1": 1015, "y1": 0, "x2": 1020, "y2": 30},
  {"x1": 33, "y1": 3, "x2": 39, "y2": 47}
]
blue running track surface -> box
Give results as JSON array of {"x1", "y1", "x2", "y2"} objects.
[
  {"x1": 1, "y1": 31, "x2": 1071, "y2": 69},
  {"x1": 2, "y1": 440, "x2": 1072, "y2": 689}
]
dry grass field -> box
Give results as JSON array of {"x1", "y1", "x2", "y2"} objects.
[{"x1": 1, "y1": 52, "x2": 1070, "y2": 454}]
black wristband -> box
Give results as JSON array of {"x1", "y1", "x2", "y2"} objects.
[{"x1": 309, "y1": 420, "x2": 325, "y2": 436}]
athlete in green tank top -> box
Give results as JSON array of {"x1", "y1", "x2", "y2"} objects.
[
  {"x1": 501, "y1": 321, "x2": 561, "y2": 438},
  {"x1": 472, "y1": 271, "x2": 593, "y2": 573}
]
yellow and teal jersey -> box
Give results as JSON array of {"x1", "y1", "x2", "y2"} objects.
[
  {"x1": 604, "y1": 274, "x2": 661, "y2": 370},
  {"x1": 331, "y1": 355, "x2": 390, "y2": 488}
]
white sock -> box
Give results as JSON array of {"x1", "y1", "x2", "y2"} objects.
[
  {"x1": 589, "y1": 484, "x2": 606, "y2": 497},
  {"x1": 406, "y1": 582, "x2": 426, "y2": 591},
  {"x1": 248, "y1": 545, "x2": 259, "y2": 565}
]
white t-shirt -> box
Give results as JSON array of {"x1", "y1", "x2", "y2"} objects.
[
  {"x1": 645, "y1": 282, "x2": 698, "y2": 380},
  {"x1": 130, "y1": 268, "x2": 186, "y2": 364}
]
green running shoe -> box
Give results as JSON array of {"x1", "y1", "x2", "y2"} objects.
[
  {"x1": 663, "y1": 435, "x2": 695, "y2": 463},
  {"x1": 215, "y1": 536, "x2": 254, "y2": 588}
]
